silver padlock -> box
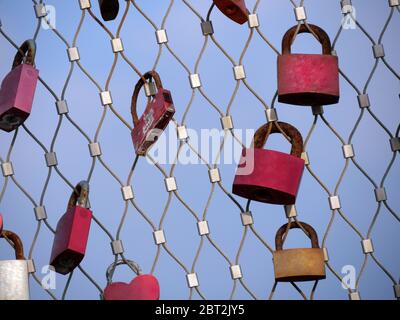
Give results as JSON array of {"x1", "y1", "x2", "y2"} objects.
[{"x1": 0, "y1": 230, "x2": 30, "y2": 300}]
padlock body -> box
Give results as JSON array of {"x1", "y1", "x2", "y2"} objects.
[
  {"x1": 0, "y1": 260, "x2": 30, "y2": 300},
  {"x1": 98, "y1": 0, "x2": 119, "y2": 21},
  {"x1": 132, "y1": 88, "x2": 175, "y2": 156},
  {"x1": 278, "y1": 54, "x2": 339, "y2": 106},
  {"x1": 232, "y1": 148, "x2": 304, "y2": 205},
  {"x1": 103, "y1": 274, "x2": 160, "y2": 300},
  {"x1": 213, "y1": 0, "x2": 248, "y2": 24},
  {"x1": 50, "y1": 206, "x2": 92, "y2": 275},
  {"x1": 273, "y1": 248, "x2": 326, "y2": 282},
  {"x1": 0, "y1": 64, "x2": 39, "y2": 132}
]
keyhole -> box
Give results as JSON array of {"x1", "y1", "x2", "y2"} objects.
[{"x1": 3, "y1": 114, "x2": 20, "y2": 126}]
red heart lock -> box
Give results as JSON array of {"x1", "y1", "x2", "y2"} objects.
[{"x1": 103, "y1": 274, "x2": 160, "y2": 300}]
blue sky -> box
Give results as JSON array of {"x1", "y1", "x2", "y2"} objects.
[{"x1": 0, "y1": 0, "x2": 399, "y2": 300}]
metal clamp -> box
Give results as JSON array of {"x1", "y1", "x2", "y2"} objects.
[
  {"x1": 247, "y1": 14, "x2": 259, "y2": 28},
  {"x1": 1, "y1": 162, "x2": 14, "y2": 177},
  {"x1": 294, "y1": 7, "x2": 307, "y2": 21},
  {"x1": 186, "y1": 273, "x2": 199, "y2": 288},
  {"x1": 156, "y1": 29, "x2": 168, "y2": 44},
  {"x1": 201, "y1": 20, "x2": 214, "y2": 36},
  {"x1": 328, "y1": 195, "x2": 341, "y2": 210}
]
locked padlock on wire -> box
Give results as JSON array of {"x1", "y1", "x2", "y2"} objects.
[
  {"x1": 103, "y1": 259, "x2": 160, "y2": 300},
  {"x1": 49, "y1": 181, "x2": 93, "y2": 275},
  {"x1": 212, "y1": 0, "x2": 249, "y2": 24},
  {"x1": 131, "y1": 71, "x2": 175, "y2": 156},
  {"x1": 232, "y1": 121, "x2": 305, "y2": 205},
  {"x1": 277, "y1": 24, "x2": 340, "y2": 106},
  {"x1": 272, "y1": 221, "x2": 326, "y2": 282},
  {"x1": 0, "y1": 40, "x2": 39, "y2": 132},
  {"x1": 98, "y1": 0, "x2": 119, "y2": 21},
  {"x1": 0, "y1": 229, "x2": 30, "y2": 300}
]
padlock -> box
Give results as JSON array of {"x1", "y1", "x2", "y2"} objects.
[
  {"x1": 103, "y1": 259, "x2": 160, "y2": 300},
  {"x1": 131, "y1": 71, "x2": 175, "y2": 156},
  {"x1": 213, "y1": 0, "x2": 249, "y2": 25},
  {"x1": 273, "y1": 221, "x2": 326, "y2": 282},
  {"x1": 50, "y1": 181, "x2": 92, "y2": 275},
  {"x1": 0, "y1": 229, "x2": 30, "y2": 300},
  {"x1": 0, "y1": 40, "x2": 39, "y2": 132},
  {"x1": 0, "y1": 214, "x2": 3, "y2": 233},
  {"x1": 277, "y1": 24, "x2": 339, "y2": 106},
  {"x1": 232, "y1": 121, "x2": 305, "y2": 205},
  {"x1": 98, "y1": 0, "x2": 119, "y2": 21}
]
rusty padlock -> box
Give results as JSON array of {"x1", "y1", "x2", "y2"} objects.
[
  {"x1": 278, "y1": 24, "x2": 339, "y2": 106},
  {"x1": 213, "y1": 0, "x2": 249, "y2": 25},
  {"x1": 232, "y1": 121, "x2": 305, "y2": 205},
  {"x1": 0, "y1": 40, "x2": 39, "y2": 132},
  {"x1": 98, "y1": 0, "x2": 119, "y2": 21},
  {"x1": 103, "y1": 259, "x2": 160, "y2": 300},
  {"x1": 0, "y1": 229, "x2": 30, "y2": 300},
  {"x1": 50, "y1": 181, "x2": 92, "y2": 275},
  {"x1": 273, "y1": 221, "x2": 326, "y2": 282},
  {"x1": 131, "y1": 71, "x2": 175, "y2": 156}
]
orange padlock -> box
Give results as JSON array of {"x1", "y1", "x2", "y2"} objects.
[{"x1": 273, "y1": 221, "x2": 326, "y2": 282}]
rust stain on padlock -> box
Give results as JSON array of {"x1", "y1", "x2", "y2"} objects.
[
  {"x1": 213, "y1": 0, "x2": 249, "y2": 25},
  {"x1": 49, "y1": 181, "x2": 92, "y2": 275},
  {"x1": 232, "y1": 122, "x2": 305, "y2": 205},
  {"x1": 131, "y1": 71, "x2": 175, "y2": 156},
  {"x1": 98, "y1": 0, "x2": 119, "y2": 21},
  {"x1": 277, "y1": 24, "x2": 339, "y2": 106},
  {"x1": 0, "y1": 230, "x2": 30, "y2": 300},
  {"x1": 0, "y1": 40, "x2": 39, "y2": 132},
  {"x1": 273, "y1": 222, "x2": 326, "y2": 282}
]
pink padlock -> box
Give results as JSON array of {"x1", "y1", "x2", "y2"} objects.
[
  {"x1": 213, "y1": 0, "x2": 249, "y2": 25},
  {"x1": 103, "y1": 259, "x2": 160, "y2": 300},
  {"x1": 232, "y1": 122, "x2": 305, "y2": 205},
  {"x1": 50, "y1": 181, "x2": 92, "y2": 275},
  {"x1": 0, "y1": 40, "x2": 39, "y2": 132},
  {"x1": 131, "y1": 71, "x2": 175, "y2": 156}
]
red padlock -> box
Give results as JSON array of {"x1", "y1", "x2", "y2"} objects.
[
  {"x1": 0, "y1": 214, "x2": 3, "y2": 234},
  {"x1": 131, "y1": 71, "x2": 175, "y2": 156},
  {"x1": 103, "y1": 259, "x2": 160, "y2": 300},
  {"x1": 213, "y1": 0, "x2": 249, "y2": 25},
  {"x1": 98, "y1": 0, "x2": 119, "y2": 21},
  {"x1": 50, "y1": 181, "x2": 92, "y2": 275},
  {"x1": 278, "y1": 24, "x2": 339, "y2": 106},
  {"x1": 0, "y1": 40, "x2": 39, "y2": 132},
  {"x1": 232, "y1": 122, "x2": 305, "y2": 205}
]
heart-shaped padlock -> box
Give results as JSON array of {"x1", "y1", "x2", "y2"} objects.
[{"x1": 103, "y1": 259, "x2": 160, "y2": 300}]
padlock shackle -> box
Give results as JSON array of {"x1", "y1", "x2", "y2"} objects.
[
  {"x1": 253, "y1": 121, "x2": 303, "y2": 158},
  {"x1": 67, "y1": 181, "x2": 90, "y2": 210},
  {"x1": 275, "y1": 221, "x2": 319, "y2": 251},
  {"x1": 131, "y1": 71, "x2": 163, "y2": 127},
  {"x1": 281, "y1": 24, "x2": 332, "y2": 55},
  {"x1": 12, "y1": 39, "x2": 36, "y2": 69},
  {"x1": 106, "y1": 259, "x2": 142, "y2": 284},
  {"x1": 1, "y1": 230, "x2": 25, "y2": 260}
]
